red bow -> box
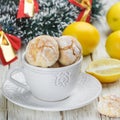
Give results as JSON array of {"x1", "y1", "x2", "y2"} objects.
[
  {"x1": 0, "y1": 31, "x2": 21, "y2": 65},
  {"x1": 17, "y1": 0, "x2": 39, "y2": 19},
  {"x1": 69, "y1": 0, "x2": 92, "y2": 22}
]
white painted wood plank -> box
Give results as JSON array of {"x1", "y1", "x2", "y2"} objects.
[
  {"x1": 8, "y1": 103, "x2": 61, "y2": 120},
  {"x1": 81, "y1": 56, "x2": 92, "y2": 72},
  {"x1": 0, "y1": 65, "x2": 8, "y2": 120},
  {"x1": 63, "y1": 99, "x2": 101, "y2": 120}
]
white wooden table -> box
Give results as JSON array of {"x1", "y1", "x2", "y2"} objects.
[{"x1": 0, "y1": 0, "x2": 120, "y2": 120}]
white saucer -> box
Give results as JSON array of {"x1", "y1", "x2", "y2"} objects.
[{"x1": 2, "y1": 73, "x2": 102, "y2": 111}]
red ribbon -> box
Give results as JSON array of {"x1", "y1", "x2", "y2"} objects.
[
  {"x1": 69, "y1": 0, "x2": 92, "y2": 22},
  {"x1": 0, "y1": 49, "x2": 17, "y2": 66},
  {"x1": 17, "y1": 0, "x2": 39, "y2": 19},
  {"x1": 0, "y1": 31, "x2": 21, "y2": 65},
  {"x1": 5, "y1": 33, "x2": 21, "y2": 51}
]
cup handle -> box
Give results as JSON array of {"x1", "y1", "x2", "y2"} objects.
[{"x1": 7, "y1": 67, "x2": 30, "y2": 90}]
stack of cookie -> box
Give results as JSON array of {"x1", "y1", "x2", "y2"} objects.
[{"x1": 25, "y1": 35, "x2": 82, "y2": 68}]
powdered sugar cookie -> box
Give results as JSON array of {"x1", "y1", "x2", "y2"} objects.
[
  {"x1": 25, "y1": 35, "x2": 59, "y2": 67},
  {"x1": 56, "y1": 35, "x2": 82, "y2": 66},
  {"x1": 98, "y1": 95, "x2": 120, "y2": 117}
]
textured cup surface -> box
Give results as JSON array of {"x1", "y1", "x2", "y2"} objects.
[{"x1": 22, "y1": 53, "x2": 82, "y2": 101}]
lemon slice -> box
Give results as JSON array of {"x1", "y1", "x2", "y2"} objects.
[{"x1": 86, "y1": 58, "x2": 120, "y2": 83}]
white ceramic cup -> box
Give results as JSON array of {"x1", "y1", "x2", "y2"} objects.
[{"x1": 8, "y1": 53, "x2": 82, "y2": 101}]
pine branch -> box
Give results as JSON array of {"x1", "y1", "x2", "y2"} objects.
[{"x1": 0, "y1": 0, "x2": 103, "y2": 44}]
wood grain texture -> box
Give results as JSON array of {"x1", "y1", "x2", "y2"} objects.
[
  {"x1": 0, "y1": 64, "x2": 8, "y2": 120},
  {"x1": 1, "y1": 0, "x2": 120, "y2": 120},
  {"x1": 92, "y1": 1, "x2": 120, "y2": 120},
  {"x1": 63, "y1": 100, "x2": 101, "y2": 120}
]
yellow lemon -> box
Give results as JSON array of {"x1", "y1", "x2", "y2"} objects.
[
  {"x1": 63, "y1": 22, "x2": 100, "y2": 56},
  {"x1": 106, "y1": 2, "x2": 120, "y2": 31},
  {"x1": 105, "y1": 31, "x2": 120, "y2": 60},
  {"x1": 86, "y1": 58, "x2": 120, "y2": 83}
]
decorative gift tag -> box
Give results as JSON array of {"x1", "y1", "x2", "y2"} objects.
[
  {"x1": 17, "y1": 0, "x2": 39, "y2": 18},
  {"x1": 24, "y1": 0, "x2": 34, "y2": 17},
  {"x1": 69, "y1": 0, "x2": 92, "y2": 22},
  {"x1": 0, "y1": 31, "x2": 16, "y2": 62},
  {"x1": 0, "y1": 31, "x2": 21, "y2": 65}
]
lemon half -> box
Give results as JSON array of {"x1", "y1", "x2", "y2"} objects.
[{"x1": 86, "y1": 58, "x2": 120, "y2": 83}]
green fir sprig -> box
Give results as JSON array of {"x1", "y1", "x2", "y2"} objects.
[
  {"x1": 91, "y1": 0, "x2": 104, "y2": 21},
  {"x1": 0, "y1": 0, "x2": 103, "y2": 44}
]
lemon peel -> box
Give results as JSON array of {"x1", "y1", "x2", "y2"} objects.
[
  {"x1": 105, "y1": 31, "x2": 120, "y2": 60},
  {"x1": 106, "y1": 2, "x2": 120, "y2": 31},
  {"x1": 86, "y1": 58, "x2": 120, "y2": 83}
]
